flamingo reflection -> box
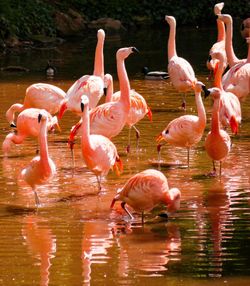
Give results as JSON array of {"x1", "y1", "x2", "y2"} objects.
[
  {"x1": 112, "y1": 221, "x2": 181, "y2": 276},
  {"x1": 22, "y1": 214, "x2": 56, "y2": 286}
]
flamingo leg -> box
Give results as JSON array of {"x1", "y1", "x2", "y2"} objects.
[
  {"x1": 33, "y1": 188, "x2": 40, "y2": 207},
  {"x1": 219, "y1": 161, "x2": 222, "y2": 177},
  {"x1": 96, "y1": 176, "x2": 102, "y2": 191},
  {"x1": 132, "y1": 125, "x2": 140, "y2": 151},
  {"x1": 121, "y1": 202, "x2": 134, "y2": 220},
  {"x1": 126, "y1": 127, "x2": 131, "y2": 153},
  {"x1": 187, "y1": 147, "x2": 190, "y2": 168},
  {"x1": 181, "y1": 93, "x2": 187, "y2": 111}
]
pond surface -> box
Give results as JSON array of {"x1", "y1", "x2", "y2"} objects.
[{"x1": 0, "y1": 25, "x2": 250, "y2": 286}]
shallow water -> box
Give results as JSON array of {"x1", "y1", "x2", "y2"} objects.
[{"x1": 0, "y1": 26, "x2": 250, "y2": 285}]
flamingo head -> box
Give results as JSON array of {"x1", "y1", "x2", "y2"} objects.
[
  {"x1": 97, "y1": 29, "x2": 105, "y2": 40},
  {"x1": 207, "y1": 87, "x2": 221, "y2": 101},
  {"x1": 217, "y1": 14, "x2": 231, "y2": 24},
  {"x1": 241, "y1": 18, "x2": 250, "y2": 39},
  {"x1": 116, "y1": 47, "x2": 139, "y2": 61},
  {"x1": 103, "y1": 73, "x2": 113, "y2": 98},
  {"x1": 214, "y1": 2, "x2": 224, "y2": 15},
  {"x1": 80, "y1": 95, "x2": 89, "y2": 112},
  {"x1": 165, "y1": 188, "x2": 181, "y2": 213},
  {"x1": 165, "y1": 15, "x2": 176, "y2": 25}
]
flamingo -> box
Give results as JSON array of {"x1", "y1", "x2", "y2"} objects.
[
  {"x1": 207, "y1": 3, "x2": 228, "y2": 77},
  {"x1": 156, "y1": 81, "x2": 207, "y2": 167},
  {"x1": 165, "y1": 15, "x2": 197, "y2": 110},
  {"x1": 6, "y1": 83, "x2": 66, "y2": 127},
  {"x1": 218, "y1": 20, "x2": 250, "y2": 101},
  {"x1": 80, "y1": 95, "x2": 123, "y2": 191},
  {"x1": 218, "y1": 14, "x2": 246, "y2": 68},
  {"x1": 204, "y1": 87, "x2": 231, "y2": 176},
  {"x1": 68, "y1": 47, "x2": 139, "y2": 147},
  {"x1": 20, "y1": 110, "x2": 56, "y2": 206},
  {"x1": 2, "y1": 108, "x2": 60, "y2": 156},
  {"x1": 104, "y1": 73, "x2": 152, "y2": 153},
  {"x1": 110, "y1": 169, "x2": 181, "y2": 223},
  {"x1": 212, "y1": 51, "x2": 242, "y2": 134},
  {"x1": 59, "y1": 29, "x2": 106, "y2": 118}
]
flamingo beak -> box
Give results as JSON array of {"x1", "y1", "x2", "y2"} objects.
[
  {"x1": 132, "y1": 47, "x2": 139, "y2": 53},
  {"x1": 38, "y1": 113, "x2": 42, "y2": 123},
  {"x1": 103, "y1": 87, "x2": 107, "y2": 96},
  {"x1": 58, "y1": 102, "x2": 67, "y2": 119},
  {"x1": 10, "y1": 122, "x2": 16, "y2": 128},
  {"x1": 202, "y1": 84, "x2": 211, "y2": 98},
  {"x1": 156, "y1": 133, "x2": 164, "y2": 143}
]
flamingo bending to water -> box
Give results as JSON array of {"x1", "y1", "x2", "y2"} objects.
[
  {"x1": 20, "y1": 110, "x2": 56, "y2": 206},
  {"x1": 6, "y1": 83, "x2": 66, "y2": 127},
  {"x1": 165, "y1": 15, "x2": 197, "y2": 110},
  {"x1": 110, "y1": 169, "x2": 181, "y2": 223},
  {"x1": 80, "y1": 95, "x2": 123, "y2": 191},
  {"x1": 68, "y1": 47, "x2": 139, "y2": 148},
  {"x1": 204, "y1": 88, "x2": 231, "y2": 176},
  {"x1": 2, "y1": 108, "x2": 59, "y2": 156},
  {"x1": 156, "y1": 81, "x2": 207, "y2": 167}
]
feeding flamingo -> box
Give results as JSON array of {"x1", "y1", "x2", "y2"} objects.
[
  {"x1": 212, "y1": 51, "x2": 242, "y2": 134},
  {"x1": 110, "y1": 169, "x2": 181, "y2": 224},
  {"x1": 6, "y1": 83, "x2": 66, "y2": 127},
  {"x1": 165, "y1": 15, "x2": 197, "y2": 110},
  {"x1": 204, "y1": 87, "x2": 231, "y2": 177},
  {"x1": 68, "y1": 47, "x2": 139, "y2": 148},
  {"x1": 20, "y1": 110, "x2": 56, "y2": 206},
  {"x1": 156, "y1": 81, "x2": 207, "y2": 167},
  {"x1": 104, "y1": 73, "x2": 152, "y2": 153},
  {"x1": 80, "y1": 95, "x2": 123, "y2": 191},
  {"x1": 59, "y1": 29, "x2": 106, "y2": 118},
  {"x1": 2, "y1": 108, "x2": 60, "y2": 156},
  {"x1": 207, "y1": 3, "x2": 228, "y2": 77}
]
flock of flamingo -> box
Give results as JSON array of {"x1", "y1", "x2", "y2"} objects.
[{"x1": 2, "y1": 3, "x2": 250, "y2": 223}]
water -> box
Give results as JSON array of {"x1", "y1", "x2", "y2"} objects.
[{"x1": 0, "y1": 26, "x2": 250, "y2": 286}]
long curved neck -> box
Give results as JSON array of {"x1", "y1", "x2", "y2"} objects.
[
  {"x1": 168, "y1": 20, "x2": 177, "y2": 60},
  {"x1": 211, "y1": 98, "x2": 220, "y2": 134},
  {"x1": 224, "y1": 17, "x2": 240, "y2": 67},
  {"x1": 105, "y1": 78, "x2": 114, "y2": 103},
  {"x1": 195, "y1": 91, "x2": 206, "y2": 129},
  {"x1": 214, "y1": 59, "x2": 223, "y2": 89},
  {"x1": 81, "y1": 104, "x2": 91, "y2": 149},
  {"x1": 93, "y1": 34, "x2": 104, "y2": 79},
  {"x1": 216, "y1": 19, "x2": 225, "y2": 42},
  {"x1": 117, "y1": 55, "x2": 130, "y2": 110},
  {"x1": 39, "y1": 119, "x2": 50, "y2": 168},
  {"x1": 6, "y1": 103, "x2": 24, "y2": 124}
]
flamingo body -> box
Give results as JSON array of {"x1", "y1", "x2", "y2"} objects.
[
  {"x1": 111, "y1": 169, "x2": 181, "y2": 220},
  {"x1": 3, "y1": 108, "x2": 59, "y2": 155},
  {"x1": 6, "y1": 83, "x2": 66, "y2": 126}
]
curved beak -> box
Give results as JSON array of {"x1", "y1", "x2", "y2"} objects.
[{"x1": 156, "y1": 133, "x2": 164, "y2": 143}]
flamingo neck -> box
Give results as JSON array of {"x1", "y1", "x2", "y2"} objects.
[
  {"x1": 93, "y1": 34, "x2": 104, "y2": 79},
  {"x1": 6, "y1": 103, "x2": 24, "y2": 124},
  {"x1": 39, "y1": 119, "x2": 50, "y2": 168},
  {"x1": 117, "y1": 56, "x2": 130, "y2": 111},
  {"x1": 216, "y1": 19, "x2": 225, "y2": 42},
  {"x1": 247, "y1": 41, "x2": 250, "y2": 62},
  {"x1": 167, "y1": 20, "x2": 177, "y2": 60},
  {"x1": 225, "y1": 17, "x2": 240, "y2": 67},
  {"x1": 214, "y1": 60, "x2": 223, "y2": 89},
  {"x1": 195, "y1": 91, "x2": 206, "y2": 129},
  {"x1": 81, "y1": 104, "x2": 91, "y2": 149},
  {"x1": 211, "y1": 98, "x2": 220, "y2": 134},
  {"x1": 105, "y1": 78, "x2": 114, "y2": 103}
]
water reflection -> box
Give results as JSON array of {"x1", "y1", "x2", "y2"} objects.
[
  {"x1": 112, "y1": 221, "x2": 181, "y2": 277},
  {"x1": 22, "y1": 214, "x2": 56, "y2": 286}
]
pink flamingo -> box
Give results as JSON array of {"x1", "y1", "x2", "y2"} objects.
[
  {"x1": 204, "y1": 87, "x2": 231, "y2": 176},
  {"x1": 221, "y1": 35, "x2": 250, "y2": 101},
  {"x1": 68, "y1": 47, "x2": 139, "y2": 147},
  {"x1": 156, "y1": 81, "x2": 207, "y2": 167},
  {"x1": 59, "y1": 29, "x2": 106, "y2": 118},
  {"x1": 212, "y1": 51, "x2": 242, "y2": 134},
  {"x1": 104, "y1": 73, "x2": 152, "y2": 152},
  {"x1": 207, "y1": 3, "x2": 228, "y2": 77},
  {"x1": 20, "y1": 110, "x2": 56, "y2": 206},
  {"x1": 218, "y1": 14, "x2": 247, "y2": 67},
  {"x1": 80, "y1": 95, "x2": 123, "y2": 191},
  {"x1": 2, "y1": 108, "x2": 60, "y2": 156},
  {"x1": 6, "y1": 83, "x2": 66, "y2": 127},
  {"x1": 110, "y1": 169, "x2": 181, "y2": 223},
  {"x1": 165, "y1": 15, "x2": 197, "y2": 110}
]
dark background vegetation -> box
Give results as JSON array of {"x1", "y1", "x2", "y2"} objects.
[{"x1": 0, "y1": 0, "x2": 249, "y2": 47}]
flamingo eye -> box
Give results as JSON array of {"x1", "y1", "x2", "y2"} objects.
[{"x1": 165, "y1": 130, "x2": 169, "y2": 134}]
